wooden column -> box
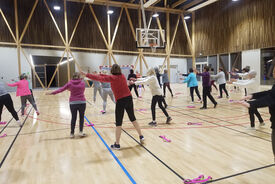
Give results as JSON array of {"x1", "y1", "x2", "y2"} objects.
[
  {"x1": 192, "y1": 12, "x2": 196, "y2": 69},
  {"x1": 64, "y1": 0, "x2": 70, "y2": 81},
  {"x1": 14, "y1": 0, "x2": 21, "y2": 75},
  {"x1": 166, "y1": 12, "x2": 170, "y2": 79}
]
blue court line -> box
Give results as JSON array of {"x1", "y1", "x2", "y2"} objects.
[{"x1": 84, "y1": 116, "x2": 137, "y2": 184}]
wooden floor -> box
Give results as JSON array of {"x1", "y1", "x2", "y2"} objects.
[{"x1": 0, "y1": 83, "x2": 274, "y2": 184}]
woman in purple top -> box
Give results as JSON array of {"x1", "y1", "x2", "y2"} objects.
[
  {"x1": 197, "y1": 66, "x2": 217, "y2": 109},
  {"x1": 46, "y1": 72, "x2": 86, "y2": 138}
]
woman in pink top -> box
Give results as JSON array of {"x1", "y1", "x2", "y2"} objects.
[
  {"x1": 46, "y1": 72, "x2": 86, "y2": 138},
  {"x1": 8, "y1": 74, "x2": 39, "y2": 116}
]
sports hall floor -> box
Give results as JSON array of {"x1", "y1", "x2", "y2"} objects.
[{"x1": 0, "y1": 83, "x2": 275, "y2": 184}]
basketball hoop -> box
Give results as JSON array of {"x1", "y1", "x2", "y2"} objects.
[{"x1": 149, "y1": 43, "x2": 157, "y2": 53}]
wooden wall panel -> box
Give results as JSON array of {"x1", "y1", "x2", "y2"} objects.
[
  {"x1": 0, "y1": 0, "x2": 191, "y2": 55},
  {"x1": 21, "y1": 0, "x2": 65, "y2": 46},
  {"x1": 195, "y1": 0, "x2": 275, "y2": 56},
  {"x1": 0, "y1": 0, "x2": 15, "y2": 42}
]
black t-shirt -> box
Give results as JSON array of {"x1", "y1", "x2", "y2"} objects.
[{"x1": 128, "y1": 74, "x2": 137, "y2": 80}]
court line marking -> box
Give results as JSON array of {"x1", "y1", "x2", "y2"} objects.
[
  {"x1": 206, "y1": 163, "x2": 275, "y2": 183},
  {"x1": 169, "y1": 108, "x2": 271, "y2": 142},
  {"x1": 0, "y1": 108, "x2": 21, "y2": 134},
  {"x1": 122, "y1": 128, "x2": 186, "y2": 181},
  {"x1": 139, "y1": 97, "x2": 272, "y2": 139},
  {"x1": 84, "y1": 116, "x2": 137, "y2": 184},
  {"x1": 0, "y1": 107, "x2": 33, "y2": 168}
]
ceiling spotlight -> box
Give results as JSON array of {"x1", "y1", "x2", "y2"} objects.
[
  {"x1": 53, "y1": 6, "x2": 61, "y2": 11},
  {"x1": 152, "y1": 13, "x2": 159, "y2": 18},
  {"x1": 107, "y1": 10, "x2": 114, "y2": 14},
  {"x1": 184, "y1": 16, "x2": 191, "y2": 20}
]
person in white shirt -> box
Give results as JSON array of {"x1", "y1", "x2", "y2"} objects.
[
  {"x1": 133, "y1": 68, "x2": 172, "y2": 126},
  {"x1": 233, "y1": 70, "x2": 264, "y2": 129},
  {"x1": 211, "y1": 67, "x2": 229, "y2": 98}
]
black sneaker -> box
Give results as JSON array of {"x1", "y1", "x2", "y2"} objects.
[
  {"x1": 214, "y1": 103, "x2": 218, "y2": 108},
  {"x1": 166, "y1": 117, "x2": 172, "y2": 124},
  {"x1": 139, "y1": 135, "x2": 145, "y2": 144},
  {"x1": 200, "y1": 107, "x2": 207, "y2": 110},
  {"x1": 148, "y1": 121, "x2": 157, "y2": 126},
  {"x1": 110, "y1": 143, "x2": 120, "y2": 150}
]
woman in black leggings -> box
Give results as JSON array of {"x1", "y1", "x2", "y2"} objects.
[
  {"x1": 47, "y1": 73, "x2": 86, "y2": 138},
  {"x1": 0, "y1": 81, "x2": 21, "y2": 126}
]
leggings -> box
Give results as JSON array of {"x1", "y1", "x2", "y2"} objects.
[
  {"x1": 211, "y1": 80, "x2": 218, "y2": 91},
  {"x1": 190, "y1": 86, "x2": 201, "y2": 102},
  {"x1": 151, "y1": 95, "x2": 169, "y2": 121},
  {"x1": 70, "y1": 103, "x2": 86, "y2": 134},
  {"x1": 115, "y1": 96, "x2": 136, "y2": 126},
  {"x1": 102, "y1": 88, "x2": 115, "y2": 111},
  {"x1": 93, "y1": 87, "x2": 103, "y2": 102},
  {"x1": 129, "y1": 85, "x2": 139, "y2": 97},
  {"x1": 249, "y1": 108, "x2": 263, "y2": 127},
  {"x1": 163, "y1": 82, "x2": 173, "y2": 97},
  {"x1": 202, "y1": 86, "x2": 217, "y2": 108},
  {"x1": 0, "y1": 94, "x2": 19, "y2": 121},
  {"x1": 219, "y1": 83, "x2": 229, "y2": 97},
  {"x1": 20, "y1": 95, "x2": 38, "y2": 115},
  {"x1": 272, "y1": 129, "x2": 275, "y2": 157}
]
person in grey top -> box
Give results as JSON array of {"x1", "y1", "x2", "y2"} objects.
[
  {"x1": 100, "y1": 70, "x2": 115, "y2": 114},
  {"x1": 92, "y1": 71, "x2": 103, "y2": 102},
  {"x1": 162, "y1": 69, "x2": 173, "y2": 97},
  {"x1": 0, "y1": 80, "x2": 21, "y2": 126},
  {"x1": 211, "y1": 67, "x2": 229, "y2": 98}
]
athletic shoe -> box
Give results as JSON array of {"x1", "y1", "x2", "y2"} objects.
[
  {"x1": 36, "y1": 111, "x2": 40, "y2": 116},
  {"x1": 198, "y1": 100, "x2": 202, "y2": 103},
  {"x1": 217, "y1": 96, "x2": 222, "y2": 99},
  {"x1": 70, "y1": 133, "x2": 75, "y2": 138},
  {"x1": 139, "y1": 135, "x2": 145, "y2": 144},
  {"x1": 110, "y1": 143, "x2": 120, "y2": 150},
  {"x1": 214, "y1": 103, "x2": 218, "y2": 108},
  {"x1": 259, "y1": 122, "x2": 265, "y2": 126},
  {"x1": 101, "y1": 110, "x2": 106, "y2": 114},
  {"x1": 190, "y1": 101, "x2": 194, "y2": 104},
  {"x1": 166, "y1": 117, "x2": 172, "y2": 124},
  {"x1": 246, "y1": 126, "x2": 256, "y2": 130},
  {"x1": 16, "y1": 120, "x2": 22, "y2": 127},
  {"x1": 200, "y1": 107, "x2": 207, "y2": 110},
  {"x1": 226, "y1": 96, "x2": 229, "y2": 99},
  {"x1": 148, "y1": 121, "x2": 157, "y2": 126},
  {"x1": 79, "y1": 131, "x2": 86, "y2": 137}
]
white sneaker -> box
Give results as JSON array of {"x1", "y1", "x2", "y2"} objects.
[
  {"x1": 246, "y1": 126, "x2": 256, "y2": 130},
  {"x1": 79, "y1": 131, "x2": 86, "y2": 137},
  {"x1": 16, "y1": 120, "x2": 22, "y2": 127},
  {"x1": 259, "y1": 122, "x2": 265, "y2": 126},
  {"x1": 70, "y1": 133, "x2": 75, "y2": 138},
  {"x1": 190, "y1": 101, "x2": 194, "y2": 104}
]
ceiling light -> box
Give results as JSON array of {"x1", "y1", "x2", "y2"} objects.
[
  {"x1": 232, "y1": 0, "x2": 239, "y2": 1},
  {"x1": 107, "y1": 10, "x2": 114, "y2": 14},
  {"x1": 152, "y1": 13, "x2": 159, "y2": 18},
  {"x1": 53, "y1": 6, "x2": 61, "y2": 11},
  {"x1": 184, "y1": 16, "x2": 191, "y2": 20}
]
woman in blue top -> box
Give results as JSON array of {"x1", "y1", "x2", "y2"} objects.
[{"x1": 184, "y1": 68, "x2": 202, "y2": 103}]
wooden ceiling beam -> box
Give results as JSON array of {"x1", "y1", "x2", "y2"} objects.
[
  {"x1": 171, "y1": 0, "x2": 187, "y2": 9},
  {"x1": 181, "y1": 0, "x2": 204, "y2": 10},
  {"x1": 66, "y1": 0, "x2": 183, "y2": 14}
]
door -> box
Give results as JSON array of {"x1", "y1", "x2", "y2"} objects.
[
  {"x1": 196, "y1": 62, "x2": 208, "y2": 81},
  {"x1": 46, "y1": 65, "x2": 58, "y2": 88}
]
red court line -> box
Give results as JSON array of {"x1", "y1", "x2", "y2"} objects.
[{"x1": 27, "y1": 115, "x2": 271, "y2": 131}]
